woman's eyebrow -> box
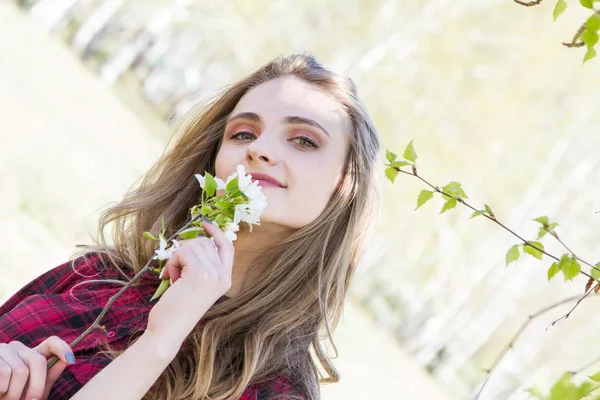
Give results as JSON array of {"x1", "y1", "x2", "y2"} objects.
[{"x1": 227, "y1": 112, "x2": 330, "y2": 138}]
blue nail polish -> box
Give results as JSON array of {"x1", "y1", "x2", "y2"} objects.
[
  {"x1": 201, "y1": 217, "x2": 214, "y2": 225},
  {"x1": 65, "y1": 352, "x2": 75, "y2": 365}
]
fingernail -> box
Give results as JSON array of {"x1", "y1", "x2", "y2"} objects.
[
  {"x1": 158, "y1": 268, "x2": 164, "y2": 279},
  {"x1": 169, "y1": 277, "x2": 173, "y2": 285},
  {"x1": 65, "y1": 352, "x2": 75, "y2": 365},
  {"x1": 201, "y1": 217, "x2": 214, "y2": 225}
]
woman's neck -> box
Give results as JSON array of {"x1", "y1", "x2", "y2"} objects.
[{"x1": 225, "y1": 222, "x2": 291, "y2": 297}]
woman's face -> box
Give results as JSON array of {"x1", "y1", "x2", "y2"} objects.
[{"x1": 215, "y1": 76, "x2": 350, "y2": 231}]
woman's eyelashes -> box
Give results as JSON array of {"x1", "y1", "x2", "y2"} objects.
[{"x1": 229, "y1": 130, "x2": 319, "y2": 149}]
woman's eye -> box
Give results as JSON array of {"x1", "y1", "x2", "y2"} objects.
[
  {"x1": 291, "y1": 136, "x2": 319, "y2": 149},
  {"x1": 230, "y1": 131, "x2": 256, "y2": 140}
]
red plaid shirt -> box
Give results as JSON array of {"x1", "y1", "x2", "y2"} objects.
[{"x1": 0, "y1": 253, "x2": 304, "y2": 399}]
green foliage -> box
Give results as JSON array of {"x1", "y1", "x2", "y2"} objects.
[
  {"x1": 528, "y1": 372, "x2": 600, "y2": 400},
  {"x1": 385, "y1": 167, "x2": 399, "y2": 183},
  {"x1": 523, "y1": 241, "x2": 545, "y2": 260},
  {"x1": 143, "y1": 231, "x2": 157, "y2": 241},
  {"x1": 469, "y1": 209, "x2": 486, "y2": 219},
  {"x1": 441, "y1": 181, "x2": 468, "y2": 200},
  {"x1": 150, "y1": 278, "x2": 170, "y2": 302},
  {"x1": 553, "y1": 0, "x2": 567, "y2": 21},
  {"x1": 178, "y1": 227, "x2": 203, "y2": 239},
  {"x1": 593, "y1": 263, "x2": 600, "y2": 280},
  {"x1": 440, "y1": 198, "x2": 457, "y2": 214},
  {"x1": 559, "y1": 254, "x2": 581, "y2": 281},
  {"x1": 204, "y1": 173, "x2": 217, "y2": 197},
  {"x1": 548, "y1": 262, "x2": 560, "y2": 281},
  {"x1": 403, "y1": 139, "x2": 417, "y2": 163},
  {"x1": 506, "y1": 244, "x2": 520, "y2": 266},
  {"x1": 534, "y1": 215, "x2": 559, "y2": 239},
  {"x1": 386, "y1": 149, "x2": 398, "y2": 163},
  {"x1": 416, "y1": 190, "x2": 434, "y2": 210}
]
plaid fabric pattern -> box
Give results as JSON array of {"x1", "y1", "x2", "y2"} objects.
[{"x1": 0, "y1": 253, "x2": 304, "y2": 399}]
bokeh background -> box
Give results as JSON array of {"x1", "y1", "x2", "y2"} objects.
[{"x1": 1, "y1": 1, "x2": 599, "y2": 399}]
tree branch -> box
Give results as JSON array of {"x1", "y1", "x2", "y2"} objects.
[
  {"x1": 46, "y1": 212, "x2": 205, "y2": 369},
  {"x1": 474, "y1": 294, "x2": 593, "y2": 399}
]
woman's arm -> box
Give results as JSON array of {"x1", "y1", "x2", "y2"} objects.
[{"x1": 70, "y1": 332, "x2": 176, "y2": 400}]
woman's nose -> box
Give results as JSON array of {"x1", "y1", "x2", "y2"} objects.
[{"x1": 246, "y1": 133, "x2": 277, "y2": 164}]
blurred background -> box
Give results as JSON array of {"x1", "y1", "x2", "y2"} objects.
[{"x1": 1, "y1": 1, "x2": 599, "y2": 399}]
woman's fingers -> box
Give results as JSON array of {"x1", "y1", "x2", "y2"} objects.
[
  {"x1": 14, "y1": 343, "x2": 47, "y2": 400},
  {"x1": 0, "y1": 357, "x2": 11, "y2": 396},
  {"x1": 201, "y1": 219, "x2": 234, "y2": 270},
  {"x1": 0, "y1": 342, "x2": 29, "y2": 399},
  {"x1": 33, "y1": 336, "x2": 72, "y2": 363}
]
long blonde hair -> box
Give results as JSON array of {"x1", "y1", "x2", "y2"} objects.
[{"x1": 75, "y1": 53, "x2": 381, "y2": 400}]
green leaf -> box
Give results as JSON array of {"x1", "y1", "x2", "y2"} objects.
[
  {"x1": 385, "y1": 167, "x2": 399, "y2": 183},
  {"x1": 549, "y1": 372, "x2": 577, "y2": 400},
  {"x1": 583, "y1": 30, "x2": 599, "y2": 48},
  {"x1": 523, "y1": 241, "x2": 545, "y2": 260},
  {"x1": 416, "y1": 190, "x2": 434, "y2": 210},
  {"x1": 439, "y1": 198, "x2": 457, "y2": 214},
  {"x1": 161, "y1": 216, "x2": 166, "y2": 235},
  {"x1": 441, "y1": 181, "x2": 467, "y2": 200},
  {"x1": 526, "y1": 386, "x2": 546, "y2": 400},
  {"x1": 548, "y1": 262, "x2": 560, "y2": 281},
  {"x1": 553, "y1": 0, "x2": 567, "y2": 21},
  {"x1": 214, "y1": 213, "x2": 228, "y2": 227},
  {"x1": 386, "y1": 149, "x2": 398, "y2": 163},
  {"x1": 204, "y1": 173, "x2": 217, "y2": 197},
  {"x1": 143, "y1": 231, "x2": 158, "y2": 241},
  {"x1": 178, "y1": 227, "x2": 203, "y2": 239},
  {"x1": 548, "y1": 222, "x2": 559, "y2": 231},
  {"x1": 587, "y1": 15, "x2": 600, "y2": 32},
  {"x1": 390, "y1": 160, "x2": 411, "y2": 168},
  {"x1": 538, "y1": 227, "x2": 549, "y2": 240},
  {"x1": 201, "y1": 205, "x2": 213, "y2": 216},
  {"x1": 588, "y1": 372, "x2": 600, "y2": 383},
  {"x1": 559, "y1": 254, "x2": 581, "y2": 281},
  {"x1": 581, "y1": 0, "x2": 594, "y2": 9},
  {"x1": 484, "y1": 204, "x2": 493, "y2": 215},
  {"x1": 469, "y1": 210, "x2": 486, "y2": 219},
  {"x1": 226, "y1": 176, "x2": 239, "y2": 193},
  {"x1": 584, "y1": 47, "x2": 597, "y2": 63},
  {"x1": 150, "y1": 279, "x2": 171, "y2": 302},
  {"x1": 506, "y1": 245, "x2": 520, "y2": 267},
  {"x1": 215, "y1": 201, "x2": 231, "y2": 211},
  {"x1": 534, "y1": 216, "x2": 549, "y2": 226},
  {"x1": 592, "y1": 263, "x2": 600, "y2": 280},
  {"x1": 403, "y1": 139, "x2": 417, "y2": 163}
]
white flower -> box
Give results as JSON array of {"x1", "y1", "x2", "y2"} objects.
[
  {"x1": 155, "y1": 237, "x2": 180, "y2": 260},
  {"x1": 227, "y1": 165, "x2": 268, "y2": 232},
  {"x1": 236, "y1": 165, "x2": 253, "y2": 192},
  {"x1": 195, "y1": 173, "x2": 226, "y2": 190},
  {"x1": 223, "y1": 222, "x2": 240, "y2": 242}
]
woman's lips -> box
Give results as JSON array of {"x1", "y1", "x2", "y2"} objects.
[{"x1": 253, "y1": 179, "x2": 282, "y2": 188}]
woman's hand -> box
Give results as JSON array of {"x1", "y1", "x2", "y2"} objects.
[
  {"x1": 0, "y1": 336, "x2": 74, "y2": 400},
  {"x1": 145, "y1": 219, "x2": 234, "y2": 350}
]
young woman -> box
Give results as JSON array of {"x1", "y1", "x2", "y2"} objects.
[{"x1": 0, "y1": 53, "x2": 381, "y2": 400}]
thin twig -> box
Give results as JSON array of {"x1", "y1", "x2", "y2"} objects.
[
  {"x1": 562, "y1": 10, "x2": 600, "y2": 48},
  {"x1": 513, "y1": 0, "x2": 544, "y2": 6},
  {"x1": 46, "y1": 212, "x2": 205, "y2": 369},
  {"x1": 473, "y1": 295, "x2": 589, "y2": 399},
  {"x1": 547, "y1": 286, "x2": 596, "y2": 328},
  {"x1": 396, "y1": 167, "x2": 600, "y2": 280}
]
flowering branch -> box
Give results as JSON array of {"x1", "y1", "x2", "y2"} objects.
[{"x1": 47, "y1": 165, "x2": 266, "y2": 369}]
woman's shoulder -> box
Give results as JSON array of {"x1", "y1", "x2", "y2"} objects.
[{"x1": 0, "y1": 251, "x2": 156, "y2": 348}]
